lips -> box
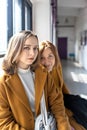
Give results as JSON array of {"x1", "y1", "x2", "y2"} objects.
[
  {"x1": 46, "y1": 65, "x2": 51, "y2": 69},
  {"x1": 28, "y1": 58, "x2": 34, "y2": 60}
]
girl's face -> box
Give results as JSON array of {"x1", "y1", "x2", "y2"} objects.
[
  {"x1": 40, "y1": 48, "x2": 55, "y2": 72},
  {"x1": 18, "y1": 36, "x2": 38, "y2": 69}
]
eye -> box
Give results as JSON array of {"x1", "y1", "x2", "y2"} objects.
[
  {"x1": 23, "y1": 46, "x2": 30, "y2": 50},
  {"x1": 40, "y1": 56, "x2": 45, "y2": 61},
  {"x1": 33, "y1": 47, "x2": 38, "y2": 51},
  {"x1": 49, "y1": 55, "x2": 53, "y2": 57},
  {"x1": 49, "y1": 54, "x2": 54, "y2": 58},
  {"x1": 48, "y1": 54, "x2": 54, "y2": 60}
]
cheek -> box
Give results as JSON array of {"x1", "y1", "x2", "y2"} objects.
[
  {"x1": 36, "y1": 51, "x2": 38, "y2": 56},
  {"x1": 34, "y1": 51, "x2": 38, "y2": 59},
  {"x1": 19, "y1": 56, "x2": 25, "y2": 62},
  {"x1": 52, "y1": 59, "x2": 55, "y2": 66},
  {"x1": 41, "y1": 60, "x2": 45, "y2": 65},
  {"x1": 18, "y1": 52, "x2": 27, "y2": 62}
]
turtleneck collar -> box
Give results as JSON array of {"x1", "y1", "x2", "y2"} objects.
[{"x1": 18, "y1": 67, "x2": 30, "y2": 73}]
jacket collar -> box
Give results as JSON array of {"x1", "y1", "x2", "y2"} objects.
[
  {"x1": 6, "y1": 65, "x2": 47, "y2": 115},
  {"x1": 6, "y1": 74, "x2": 31, "y2": 112},
  {"x1": 35, "y1": 65, "x2": 47, "y2": 115}
]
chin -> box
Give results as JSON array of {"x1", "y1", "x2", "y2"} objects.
[{"x1": 48, "y1": 68, "x2": 51, "y2": 72}]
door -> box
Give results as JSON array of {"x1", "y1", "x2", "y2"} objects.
[{"x1": 57, "y1": 37, "x2": 67, "y2": 59}]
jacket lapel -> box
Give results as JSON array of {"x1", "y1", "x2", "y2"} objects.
[
  {"x1": 6, "y1": 74, "x2": 31, "y2": 112},
  {"x1": 35, "y1": 66, "x2": 47, "y2": 115},
  {"x1": 6, "y1": 65, "x2": 47, "y2": 116}
]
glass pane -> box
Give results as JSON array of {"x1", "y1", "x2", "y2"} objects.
[
  {"x1": 0, "y1": 0, "x2": 7, "y2": 54},
  {"x1": 25, "y1": 1, "x2": 32, "y2": 30},
  {"x1": 13, "y1": 0, "x2": 22, "y2": 34}
]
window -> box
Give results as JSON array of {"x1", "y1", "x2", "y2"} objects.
[
  {"x1": 22, "y1": 0, "x2": 32, "y2": 30},
  {"x1": 25, "y1": 1, "x2": 32, "y2": 30},
  {"x1": 13, "y1": 0, "x2": 22, "y2": 34},
  {"x1": 0, "y1": 0, "x2": 7, "y2": 54},
  {"x1": 7, "y1": 0, "x2": 13, "y2": 41},
  {"x1": 0, "y1": 0, "x2": 32, "y2": 55}
]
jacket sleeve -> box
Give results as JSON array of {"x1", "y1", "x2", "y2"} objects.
[
  {"x1": 0, "y1": 83, "x2": 26, "y2": 130},
  {"x1": 57, "y1": 65, "x2": 70, "y2": 94},
  {"x1": 47, "y1": 74, "x2": 71, "y2": 130}
]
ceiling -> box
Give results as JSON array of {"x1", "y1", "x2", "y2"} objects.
[
  {"x1": 57, "y1": 0, "x2": 87, "y2": 26},
  {"x1": 31, "y1": 0, "x2": 87, "y2": 17},
  {"x1": 58, "y1": 0, "x2": 87, "y2": 17},
  {"x1": 31, "y1": 0, "x2": 87, "y2": 26}
]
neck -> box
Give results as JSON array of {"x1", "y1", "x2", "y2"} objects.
[{"x1": 17, "y1": 62, "x2": 30, "y2": 70}]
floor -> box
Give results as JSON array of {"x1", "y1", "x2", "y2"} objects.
[{"x1": 61, "y1": 60, "x2": 87, "y2": 98}]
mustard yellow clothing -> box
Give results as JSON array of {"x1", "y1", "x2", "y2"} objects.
[
  {"x1": 0, "y1": 65, "x2": 71, "y2": 130},
  {"x1": 50, "y1": 65, "x2": 70, "y2": 94},
  {"x1": 50, "y1": 65, "x2": 86, "y2": 130}
]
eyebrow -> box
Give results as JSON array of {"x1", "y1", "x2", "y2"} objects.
[
  {"x1": 24, "y1": 44, "x2": 39, "y2": 47},
  {"x1": 48, "y1": 52, "x2": 54, "y2": 55}
]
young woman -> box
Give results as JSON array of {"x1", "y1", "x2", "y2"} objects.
[
  {"x1": 39, "y1": 40, "x2": 70, "y2": 94},
  {"x1": 0, "y1": 31, "x2": 71, "y2": 130},
  {"x1": 39, "y1": 40, "x2": 86, "y2": 130}
]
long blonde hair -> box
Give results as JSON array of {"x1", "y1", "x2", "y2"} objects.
[{"x1": 2, "y1": 30, "x2": 39, "y2": 74}]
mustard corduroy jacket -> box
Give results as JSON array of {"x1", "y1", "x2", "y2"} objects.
[
  {"x1": 50, "y1": 65, "x2": 86, "y2": 130},
  {"x1": 0, "y1": 65, "x2": 71, "y2": 130}
]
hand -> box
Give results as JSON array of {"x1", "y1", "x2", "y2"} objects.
[{"x1": 71, "y1": 127, "x2": 75, "y2": 130}]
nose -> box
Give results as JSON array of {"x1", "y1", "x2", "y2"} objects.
[
  {"x1": 29, "y1": 49, "x2": 35, "y2": 56},
  {"x1": 44, "y1": 58, "x2": 50, "y2": 66}
]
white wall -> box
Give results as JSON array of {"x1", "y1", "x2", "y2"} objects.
[
  {"x1": 75, "y1": 7, "x2": 87, "y2": 69},
  {"x1": 31, "y1": 0, "x2": 87, "y2": 70},
  {"x1": 31, "y1": 0, "x2": 51, "y2": 42}
]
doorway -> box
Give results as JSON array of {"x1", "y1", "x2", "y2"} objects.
[{"x1": 57, "y1": 37, "x2": 67, "y2": 59}]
